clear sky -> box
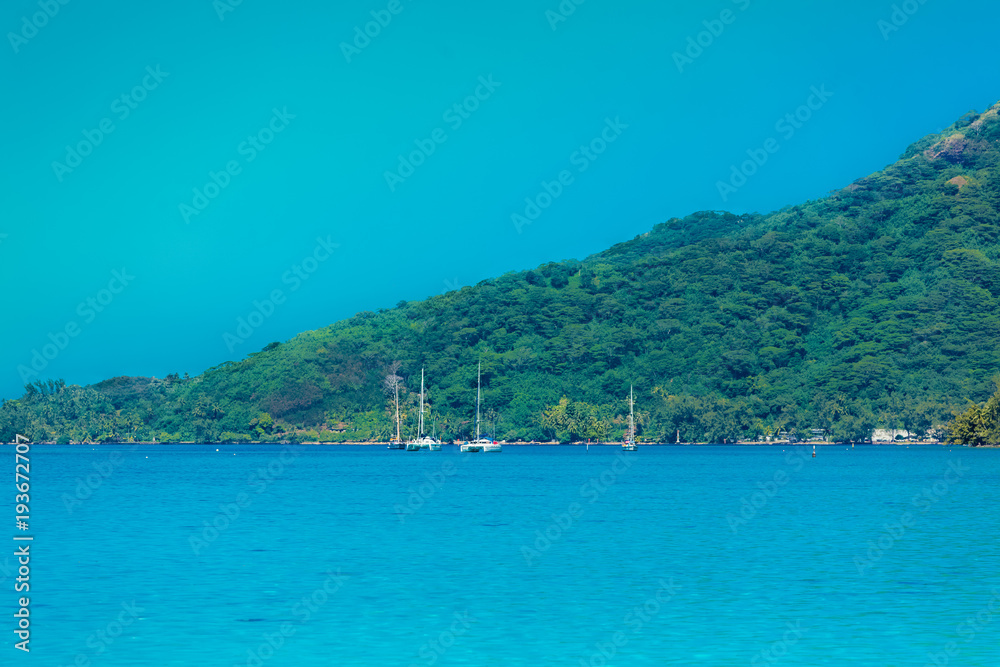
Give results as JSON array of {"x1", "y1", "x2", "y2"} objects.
[{"x1": 2, "y1": 0, "x2": 999, "y2": 399}]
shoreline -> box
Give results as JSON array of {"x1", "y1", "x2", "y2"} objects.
[{"x1": 6, "y1": 440, "x2": 977, "y2": 447}]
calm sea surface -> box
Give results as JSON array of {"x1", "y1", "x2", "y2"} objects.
[{"x1": 15, "y1": 444, "x2": 1000, "y2": 665}]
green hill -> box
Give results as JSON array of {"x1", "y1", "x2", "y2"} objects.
[{"x1": 5, "y1": 102, "x2": 1000, "y2": 444}]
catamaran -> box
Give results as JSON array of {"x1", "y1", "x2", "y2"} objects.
[
  {"x1": 622, "y1": 385, "x2": 638, "y2": 451},
  {"x1": 407, "y1": 369, "x2": 441, "y2": 451},
  {"x1": 461, "y1": 362, "x2": 500, "y2": 453},
  {"x1": 387, "y1": 374, "x2": 404, "y2": 449}
]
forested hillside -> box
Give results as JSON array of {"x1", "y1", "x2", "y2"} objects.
[{"x1": 5, "y1": 102, "x2": 1000, "y2": 444}]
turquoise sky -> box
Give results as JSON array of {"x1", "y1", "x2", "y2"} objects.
[{"x1": 2, "y1": 0, "x2": 999, "y2": 398}]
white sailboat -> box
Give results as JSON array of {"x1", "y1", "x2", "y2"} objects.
[
  {"x1": 461, "y1": 362, "x2": 499, "y2": 452},
  {"x1": 407, "y1": 369, "x2": 441, "y2": 451},
  {"x1": 622, "y1": 385, "x2": 638, "y2": 451}
]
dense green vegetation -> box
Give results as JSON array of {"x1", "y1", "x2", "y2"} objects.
[
  {"x1": 4, "y1": 103, "x2": 1000, "y2": 444},
  {"x1": 949, "y1": 382, "x2": 1000, "y2": 446}
]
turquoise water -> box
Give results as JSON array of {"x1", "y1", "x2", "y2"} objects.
[{"x1": 17, "y1": 444, "x2": 1000, "y2": 665}]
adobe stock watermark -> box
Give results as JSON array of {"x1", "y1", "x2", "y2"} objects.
[
  {"x1": 17, "y1": 268, "x2": 135, "y2": 383},
  {"x1": 716, "y1": 85, "x2": 833, "y2": 203},
  {"x1": 384, "y1": 75, "x2": 501, "y2": 192},
  {"x1": 878, "y1": 0, "x2": 929, "y2": 41},
  {"x1": 341, "y1": 0, "x2": 414, "y2": 63},
  {"x1": 511, "y1": 117, "x2": 627, "y2": 234},
  {"x1": 235, "y1": 570, "x2": 349, "y2": 667},
  {"x1": 579, "y1": 578, "x2": 681, "y2": 667},
  {"x1": 521, "y1": 451, "x2": 634, "y2": 565},
  {"x1": 189, "y1": 446, "x2": 302, "y2": 554},
  {"x1": 853, "y1": 459, "x2": 968, "y2": 576},
  {"x1": 394, "y1": 457, "x2": 469, "y2": 524},
  {"x1": 923, "y1": 589, "x2": 1000, "y2": 667},
  {"x1": 222, "y1": 236, "x2": 338, "y2": 352},
  {"x1": 727, "y1": 447, "x2": 808, "y2": 534},
  {"x1": 672, "y1": 0, "x2": 751, "y2": 73},
  {"x1": 7, "y1": 0, "x2": 71, "y2": 54},
  {"x1": 179, "y1": 107, "x2": 296, "y2": 224},
  {"x1": 61, "y1": 447, "x2": 137, "y2": 514},
  {"x1": 409, "y1": 611, "x2": 476, "y2": 667},
  {"x1": 545, "y1": 0, "x2": 587, "y2": 31},
  {"x1": 214, "y1": 0, "x2": 244, "y2": 21},
  {"x1": 52, "y1": 66, "x2": 170, "y2": 182},
  {"x1": 55, "y1": 600, "x2": 145, "y2": 667},
  {"x1": 750, "y1": 621, "x2": 806, "y2": 667}
]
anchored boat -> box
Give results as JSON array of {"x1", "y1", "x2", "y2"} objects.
[
  {"x1": 407, "y1": 369, "x2": 441, "y2": 451},
  {"x1": 461, "y1": 362, "x2": 499, "y2": 453},
  {"x1": 622, "y1": 385, "x2": 637, "y2": 451}
]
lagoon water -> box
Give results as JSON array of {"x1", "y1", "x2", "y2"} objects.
[{"x1": 23, "y1": 444, "x2": 1000, "y2": 665}]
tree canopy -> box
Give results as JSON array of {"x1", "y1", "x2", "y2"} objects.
[{"x1": 948, "y1": 381, "x2": 1000, "y2": 446}]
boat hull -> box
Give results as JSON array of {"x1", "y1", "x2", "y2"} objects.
[
  {"x1": 463, "y1": 438, "x2": 495, "y2": 453},
  {"x1": 412, "y1": 437, "x2": 441, "y2": 451}
]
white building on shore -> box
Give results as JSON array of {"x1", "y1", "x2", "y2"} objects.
[{"x1": 872, "y1": 428, "x2": 913, "y2": 442}]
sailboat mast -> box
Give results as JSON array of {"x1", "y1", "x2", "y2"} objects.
[
  {"x1": 629, "y1": 385, "x2": 634, "y2": 442},
  {"x1": 419, "y1": 369, "x2": 425, "y2": 437},
  {"x1": 394, "y1": 382, "x2": 400, "y2": 441},
  {"x1": 476, "y1": 361, "x2": 481, "y2": 441}
]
